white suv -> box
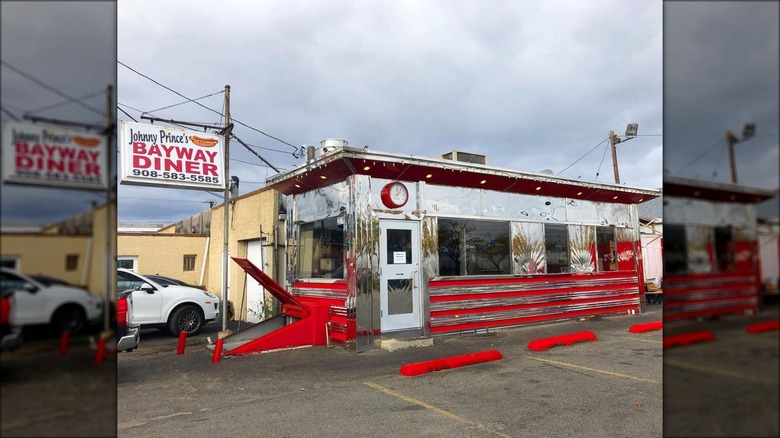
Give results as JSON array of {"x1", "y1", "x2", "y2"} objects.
[
  {"x1": 0, "y1": 268, "x2": 103, "y2": 334},
  {"x1": 116, "y1": 269, "x2": 219, "y2": 335}
]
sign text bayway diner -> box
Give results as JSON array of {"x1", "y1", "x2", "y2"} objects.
[
  {"x1": 120, "y1": 121, "x2": 225, "y2": 190},
  {"x1": 2, "y1": 121, "x2": 108, "y2": 190}
]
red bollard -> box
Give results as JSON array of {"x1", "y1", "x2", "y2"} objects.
[
  {"x1": 177, "y1": 331, "x2": 187, "y2": 355},
  {"x1": 58, "y1": 329, "x2": 70, "y2": 356},
  {"x1": 212, "y1": 339, "x2": 224, "y2": 364},
  {"x1": 94, "y1": 337, "x2": 106, "y2": 364}
]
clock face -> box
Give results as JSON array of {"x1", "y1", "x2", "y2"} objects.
[{"x1": 381, "y1": 182, "x2": 408, "y2": 208}]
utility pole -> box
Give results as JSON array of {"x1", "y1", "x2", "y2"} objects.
[
  {"x1": 609, "y1": 130, "x2": 621, "y2": 184},
  {"x1": 221, "y1": 85, "x2": 231, "y2": 335},
  {"x1": 725, "y1": 123, "x2": 756, "y2": 184},
  {"x1": 104, "y1": 84, "x2": 114, "y2": 335},
  {"x1": 727, "y1": 130, "x2": 740, "y2": 184}
]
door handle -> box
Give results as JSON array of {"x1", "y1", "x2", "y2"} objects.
[{"x1": 411, "y1": 270, "x2": 417, "y2": 289}]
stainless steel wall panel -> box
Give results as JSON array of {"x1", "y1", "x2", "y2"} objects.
[
  {"x1": 424, "y1": 185, "x2": 481, "y2": 216},
  {"x1": 370, "y1": 177, "x2": 419, "y2": 213},
  {"x1": 427, "y1": 273, "x2": 640, "y2": 333},
  {"x1": 430, "y1": 298, "x2": 639, "y2": 328},
  {"x1": 295, "y1": 182, "x2": 350, "y2": 222},
  {"x1": 481, "y1": 191, "x2": 567, "y2": 222},
  {"x1": 348, "y1": 175, "x2": 380, "y2": 352}
]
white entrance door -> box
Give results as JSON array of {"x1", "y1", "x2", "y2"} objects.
[
  {"x1": 246, "y1": 240, "x2": 265, "y2": 323},
  {"x1": 379, "y1": 220, "x2": 421, "y2": 332}
]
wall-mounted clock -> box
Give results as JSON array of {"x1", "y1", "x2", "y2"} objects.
[{"x1": 380, "y1": 181, "x2": 408, "y2": 209}]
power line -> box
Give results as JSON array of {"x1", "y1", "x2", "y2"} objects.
[
  {"x1": 1, "y1": 106, "x2": 20, "y2": 121},
  {"x1": 594, "y1": 139, "x2": 611, "y2": 181},
  {"x1": 117, "y1": 106, "x2": 138, "y2": 122},
  {"x1": 1, "y1": 60, "x2": 106, "y2": 116},
  {"x1": 231, "y1": 157, "x2": 272, "y2": 167},
  {"x1": 118, "y1": 102, "x2": 203, "y2": 132},
  {"x1": 557, "y1": 138, "x2": 609, "y2": 176},
  {"x1": 240, "y1": 139, "x2": 299, "y2": 155},
  {"x1": 232, "y1": 119, "x2": 299, "y2": 152},
  {"x1": 25, "y1": 89, "x2": 106, "y2": 116},
  {"x1": 118, "y1": 61, "x2": 300, "y2": 154},
  {"x1": 711, "y1": 138, "x2": 728, "y2": 179},
  {"x1": 675, "y1": 137, "x2": 725, "y2": 175},
  {"x1": 142, "y1": 90, "x2": 225, "y2": 116}
]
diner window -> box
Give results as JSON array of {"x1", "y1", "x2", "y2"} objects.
[
  {"x1": 66, "y1": 254, "x2": 79, "y2": 271},
  {"x1": 714, "y1": 226, "x2": 735, "y2": 272},
  {"x1": 664, "y1": 225, "x2": 687, "y2": 274},
  {"x1": 297, "y1": 217, "x2": 345, "y2": 279},
  {"x1": 183, "y1": 255, "x2": 197, "y2": 271},
  {"x1": 438, "y1": 219, "x2": 511, "y2": 276},
  {"x1": 596, "y1": 227, "x2": 617, "y2": 271},
  {"x1": 544, "y1": 224, "x2": 570, "y2": 273}
]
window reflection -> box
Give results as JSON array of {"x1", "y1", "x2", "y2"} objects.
[
  {"x1": 296, "y1": 217, "x2": 345, "y2": 279},
  {"x1": 437, "y1": 219, "x2": 511, "y2": 276}
]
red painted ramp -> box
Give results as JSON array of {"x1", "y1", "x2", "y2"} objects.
[{"x1": 223, "y1": 258, "x2": 330, "y2": 356}]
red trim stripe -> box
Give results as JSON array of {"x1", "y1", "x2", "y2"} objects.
[
  {"x1": 431, "y1": 294, "x2": 639, "y2": 317},
  {"x1": 430, "y1": 304, "x2": 636, "y2": 333}
]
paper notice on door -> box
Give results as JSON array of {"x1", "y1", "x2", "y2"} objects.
[{"x1": 393, "y1": 251, "x2": 407, "y2": 264}]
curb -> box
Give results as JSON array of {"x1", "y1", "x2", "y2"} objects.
[
  {"x1": 399, "y1": 350, "x2": 503, "y2": 376},
  {"x1": 663, "y1": 330, "x2": 715, "y2": 349},
  {"x1": 527, "y1": 331, "x2": 598, "y2": 352},
  {"x1": 746, "y1": 320, "x2": 780, "y2": 334},
  {"x1": 629, "y1": 321, "x2": 663, "y2": 333}
]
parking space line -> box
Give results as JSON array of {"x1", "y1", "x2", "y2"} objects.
[
  {"x1": 118, "y1": 411, "x2": 193, "y2": 430},
  {"x1": 742, "y1": 337, "x2": 779, "y2": 347},
  {"x1": 664, "y1": 358, "x2": 778, "y2": 384},
  {"x1": 363, "y1": 381, "x2": 511, "y2": 438},
  {"x1": 617, "y1": 336, "x2": 663, "y2": 344},
  {"x1": 524, "y1": 356, "x2": 661, "y2": 384}
]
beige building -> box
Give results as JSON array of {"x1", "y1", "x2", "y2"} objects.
[
  {"x1": 1, "y1": 203, "x2": 116, "y2": 299},
  {"x1": 117, "y1": 187, "x2": 285, "y2": 321}
]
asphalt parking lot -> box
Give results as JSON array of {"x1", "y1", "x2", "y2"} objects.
[
  {"x1": 119, "y1": 307, "x2": 663, "y2": 438},
  {"x1": 1, "y1": 325, "x2": 117, "y2": 437},
  {"x1": 663, "y1": 302, "x2": 779, "y2": 438}
]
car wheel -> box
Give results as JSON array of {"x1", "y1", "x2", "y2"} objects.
[
  {"x1": 168, "y1": 305, "x2": 203, "y2": 336},
  {"x1": 52, "y1": 305, "x2": 86, "y2": 335}
]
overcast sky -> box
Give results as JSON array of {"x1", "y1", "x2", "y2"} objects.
[
  {"x1": 115, "y1": 0, "x2": 663, "y2": 223},
  {"x1": 2, "y1": 1, "x2": 777, "y2": 225},
  {"x1": 1, "y1": 1, "x2": 116, "y2": 225},
  {"x1": 663, "y1": 1, "x2": 779, "y2": 215}
]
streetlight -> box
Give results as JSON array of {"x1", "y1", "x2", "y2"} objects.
[
  {"x1": 726, "y1": 123, "x2": 756, "y2": 184},
  {"x1": 609, "y1": 123, "x2": 639, "y2": 184}
]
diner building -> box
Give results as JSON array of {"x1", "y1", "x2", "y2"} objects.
[{"x1": 223, "y1": 142, "x2": 660, "y2": 353}]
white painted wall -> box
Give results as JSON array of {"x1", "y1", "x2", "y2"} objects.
[{"x1": 246, "y1": 240, "x2": 265, "y2": 323}]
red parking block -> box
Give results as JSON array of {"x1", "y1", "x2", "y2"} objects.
[
  {"x1": 399, "y1": 350, "x2": 503, "y2": 377},
  {"x1": 629, "y1": 321, "x2": 663, "y2": 333},
  {"x1": 663, "y1": 330, "x2": 715, "y2": 349},
  {"x1": 527, "y1": 331, "x2": 598, "y2": 352},
  {"x1": 746, "y1": 320, "x2": 780, "y2": 334}
]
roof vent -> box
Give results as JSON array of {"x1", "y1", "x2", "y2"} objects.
[
  {"x1": 320, "y1": 138, "x2": 348, "y2": 149},
  {"x1": 439, "y1": 150, "x2": 488, "y2": 165},
  {"x1": 318, "y1": 138, "x2": 348, "y2": 157}
]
